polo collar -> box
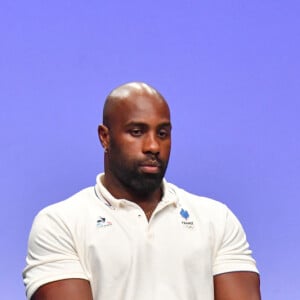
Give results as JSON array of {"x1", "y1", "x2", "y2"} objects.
[{"x1": 94, "y1": 173, "x2": 179, "y2": 209}]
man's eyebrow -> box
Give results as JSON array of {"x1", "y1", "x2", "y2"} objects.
[
  {"x1": 159, "y1": 122, "x2": 172, "y2": 127},
  {"x1": 158, "y1": 122, "x2": 172, "y2": 130}
]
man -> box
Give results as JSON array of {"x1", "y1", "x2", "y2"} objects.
[{"x1": 23, "y1": 82, "x2": 261, "y2": 299}]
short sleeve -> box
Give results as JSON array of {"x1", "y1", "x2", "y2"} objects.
[
  {"x1": 23, "y1": 209, "x2": 88, "y2": 300},
  {"x1": 213, "y1": 207, "x2": 259, "y2": 275}
]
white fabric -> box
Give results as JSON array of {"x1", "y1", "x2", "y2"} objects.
[{"x1": 23, "y1": 174, "x2": 258, "y2": 300}]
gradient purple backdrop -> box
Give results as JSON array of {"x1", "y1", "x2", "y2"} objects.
[{"x1": 1, "y1": 1, "x2": 299, "y2": 299}]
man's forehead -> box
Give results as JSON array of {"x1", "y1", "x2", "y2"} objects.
[
  {"x1": 109, "y1": 94, "x2": 171, "y2": 130},
  {"x1": 124, "y1": 93, "x2": 170, "y2": 119}
]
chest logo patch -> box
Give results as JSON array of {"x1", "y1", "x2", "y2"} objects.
[
  {"x1": 180, "y1": 208, "x2": 194, "y2": 229},
  {"x1": 180, "y1": 208, "x2": 189, "y2": 219},
  {"x1": 96, "y1": 216, "x2": 112, "y2": 228}
]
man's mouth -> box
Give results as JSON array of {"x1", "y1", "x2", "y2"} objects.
[{"x1": 139, "y1": 161, "x2": 161, "y2": 173}]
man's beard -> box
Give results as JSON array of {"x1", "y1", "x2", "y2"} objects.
[
  {"x1": 109, "y1": 156, "x2": 168, "y2": 197},
  {"x1": 123, "y1": 170, "x2": 164, "y2": 196}
]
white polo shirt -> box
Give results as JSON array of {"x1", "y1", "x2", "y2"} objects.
[{"x1": 23, "y1": 174, "x2": 258, "y2": 300}]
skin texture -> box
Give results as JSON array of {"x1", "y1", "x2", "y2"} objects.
[
  {"x1": 31, "y1": 279, "x2": 93, "y2": 300},
  {"x1": 214, "y1": 272, "x2": 261, "y2": 300},
  {"x1": 31, "y1": 82, "x2": 261, "y2": 300}
]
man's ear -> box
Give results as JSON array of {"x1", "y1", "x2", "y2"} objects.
[{"x1": 98, "y1": 124, "x2": 110, "y2": 151}]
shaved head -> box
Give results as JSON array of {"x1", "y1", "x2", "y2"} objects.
[
  {"x1": 98, "y1": 81, "x2": 171, "y2": 200},
  {"x1": 102, "y1": 82, "x2": 168, "y2": 128}
]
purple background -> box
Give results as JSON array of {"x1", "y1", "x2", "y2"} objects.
[{"x1": 1, "y1": 1, "x2": 299, "y2": 299}]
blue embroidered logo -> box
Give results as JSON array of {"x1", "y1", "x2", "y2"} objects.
[
  {"x1": 180, "y1": 208, "x2": 194, "y2": 229},
  {"x1": 180, "y1": 208, "x2": 189, "y2": 220}
]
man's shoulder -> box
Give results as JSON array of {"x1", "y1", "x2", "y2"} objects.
[
  {"x1": 37, "y1": 186, "x2": 96, "y2": 218},
  {"x1": 165, "y1": 181, "x2": 229, "y2": 215},
  {"x1": 165, "y1": 182, "x2": 240, "y2": 232},
  {"x1": 27, "y1": 186, "x2": 98, "y2": 245}
]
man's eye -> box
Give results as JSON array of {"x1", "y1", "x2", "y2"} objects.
[
  {"x1": 158, "y1": 130, "x2": 169, "y2": 138},
  {"x1": 130, "y1": 129, "x2": 143, "y2": 136}
]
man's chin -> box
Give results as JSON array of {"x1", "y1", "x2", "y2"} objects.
[{"x1": 131, "y1": 174, "x2": 163, "y2": 195}]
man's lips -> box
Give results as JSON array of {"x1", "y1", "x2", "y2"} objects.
[{"x1": 139, "y1": 161, "x2": 161, "y2": 173}]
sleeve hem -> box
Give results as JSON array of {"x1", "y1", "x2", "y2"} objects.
[{"x1": 213, "y1": 264, "x2": 259, "y2": 276}]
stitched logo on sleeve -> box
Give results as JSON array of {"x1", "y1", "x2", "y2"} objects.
[
  {"x1": 180, "y1": 208, "x2": 194, "y2": 229},
  {"x1": 96, "y1": 216, "x2": 112, "y2": 228}
]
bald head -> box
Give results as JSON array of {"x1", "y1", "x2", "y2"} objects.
[
  {"x1": 98, "y1": 82, "x2": 172, "y2": 199},
  {"x1": 102, "y1": 82, "x2": 169, "y2": 128}
]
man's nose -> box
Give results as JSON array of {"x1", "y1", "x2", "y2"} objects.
[{"x1": 143, "y1": 133, "x2": 160, "y2": 154}]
